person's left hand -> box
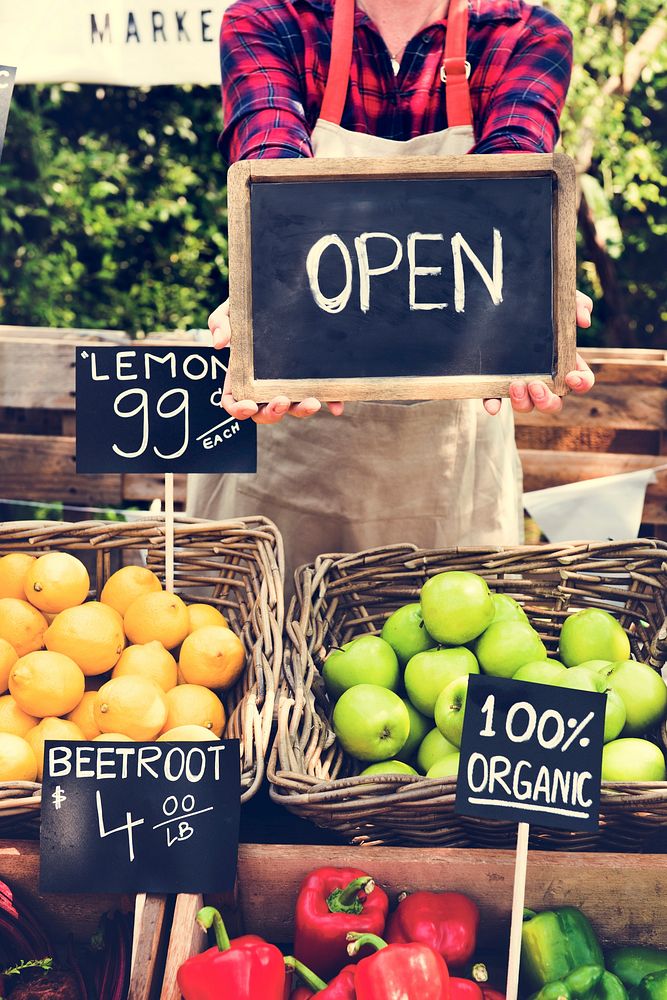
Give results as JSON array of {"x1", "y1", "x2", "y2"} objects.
[{"x1": 483, "y1": 291, "x2": 595, "y2": 416}]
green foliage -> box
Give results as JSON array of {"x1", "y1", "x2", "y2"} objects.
[
  {"x1": 0, "y1": 84, "x2": 227, "y2": 333},
  {"x1": 0, "y1": 3, "x2": 665, "y2": 346}
]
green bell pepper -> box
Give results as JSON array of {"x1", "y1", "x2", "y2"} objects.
[
  {"x1": 530, "y1": 965, "x2": 605, "y2": 1000},
  {"x1": 593, "y1": 973, "x2": 629, "y2": 1000},
  {"x1": 522, "y1": 908, "x2": 604, "y2": 993},
  {"x1": 633, "y1": 971, "x2": 667, "y2": 1000},
  {"x1": 607, "y1": 950, "x2": 667, "y2": 989}
]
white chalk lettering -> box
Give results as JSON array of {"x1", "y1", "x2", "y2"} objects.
[
  {"x1": 137, "y1": 746, "x2": 162, "y2": 779},
  {"x1": 117, "y1": 350, "x2": 138, "y2": 380},
  {"x1": 164, "y1": 747, "x2": 186, "y2": 781},
  {"x1": 112, "y1": 388, "x2": 149, "y2": 459},
  {"x1": 207, "y1": 743, "x2": 227, "y2": 780},
  {"x1": 354, "y1": 233, "x2": 403, "y2": 313},
  {"x1": 451, "y1": 228, "x2": 503, "y2": 313},
  {"x1": 488, "y1": 755, "x2": 512, "y2": 796},
  {"x1": 48, "y1": 746, "x2": 72, "y2": 778},
  {"x1": 512, "y1": 760, "x2": 533, "y2": 800},
  {"x1": 407, "y1": 233, "x2": 447, "y2": 311},
  {"x1": 576, "y1": 772, "x2": 593, "y2": 808},
  {"x1": 532, "y1": 765, "x2": 552, "y2": 803},
  {"x1": 90, "y1": 352, "x2": 111, "y2": 381},
  {"x1": 183, "y1": 354, "x2": 209, "y2": 380},
  {"x1": 75, "y1": 747, "x2": 96, "y2": 778},
  {"x1": 306, "y1": 235, "x2": 353, "y2": 314},
  {"x1": 468, "y1": 752, "x2": 488, "y2": 792},
  {"x1": 185, "y1": 749, "x2": 206, "y2": 782},
  {"x1": 506, "y1": 702, "x2": 537, "y2": 743},
  {"x1": 145, "y1": 351, "x2": 176, "y2": 380}
]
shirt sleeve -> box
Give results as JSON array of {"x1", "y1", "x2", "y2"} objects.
[
  {"x1": 471, "y1": 9, "x2": 573, "y2": 155},
  {"x1": 219, "y1": 1, "x2": 314, "y2": 163}
]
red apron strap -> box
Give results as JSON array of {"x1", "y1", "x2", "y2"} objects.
[
  {"x1": 320, "y1": 0, "x2": 356, "y2": 125},
  {"x1": 442, "y1": 0, "x2": 472, "y2": 128}
]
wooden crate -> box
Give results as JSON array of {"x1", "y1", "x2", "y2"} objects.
[
  {"x1": 1, "y1": 328, "x2": 665, "y2": 534},
  {"x1": 158, "y1": 842, "x2": 667, "y2": 1000},
  {"x1": 0, "y1": 839, "x2": 171, "y2": 1000}
]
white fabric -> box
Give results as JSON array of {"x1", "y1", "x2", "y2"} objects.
[
  {"x1": 2, "y1": 1, "x2": 230, "y2": 85},
  {"x1": 524, "y1": 467, "x2": 664, "y2": 543}
]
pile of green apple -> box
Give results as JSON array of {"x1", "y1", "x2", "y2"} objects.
[{"x1": 324, "y1": 571, "x2": 667, "y2": 784}]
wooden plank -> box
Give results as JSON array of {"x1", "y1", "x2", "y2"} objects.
[
  {"x1": 129, "y1": 894, "x2": 172, "y2": 1000},
  {"x1": 579, "y1": 347, "x2": 667, "y2": 363},
  {"x1": 515, "y1": 426, "x2": 660, "y2": 454},
  {"x1": 517, "y1": 384, "x2": 666, "y2": 431},
  {"x1": 123, "y1": 473, "x2": 188, "y2": 507},
  {"x1": 520, "y1": 450, "x2": 667, "y2": 493},
  {"x1": 552, "y1": 154, "x2": 577, "y2": 395},
  {"x1": 227, "y1": 160, "x2": 254, "y2": 403},
  {"x1": 159, "y1": 894, "x2": 206, "y2": 1000},
  {"x1": 0, "y1": 325, "x2": 127, "y2": 342},
  {"x1": 0, "y1": 339, "x2": 77, "y2": 410},
  {"x1": 228, "y1": 844, "x2": 667, "y2": 950},
  {"x1": 0, "y1": 434, "x2": 122, "y2": 505}
]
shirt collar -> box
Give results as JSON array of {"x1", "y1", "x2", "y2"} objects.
[{"x1": 296, "y1": 0, "x2": 523, "y2": 23}]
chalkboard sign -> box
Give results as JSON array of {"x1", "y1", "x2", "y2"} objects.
[
  {"x1": 455, "y1": 676, "x2": 605, "y2": 832},
  {"x1": 228, "y1": 154, "x2": 577, "y2": 402},
  {"x1": 40, "y1": 740, "x2": 241, "y2": 893},
  {"x1": 75, "y1": 345, "x2": 256, "y2": 473},
  {"x1": 0, "y1": 66, "x2": 16, "y2": 163}
]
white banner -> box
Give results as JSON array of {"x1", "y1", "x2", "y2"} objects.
[{"x1": 2, "y1": 2, "x2": 233, "y2": 85}]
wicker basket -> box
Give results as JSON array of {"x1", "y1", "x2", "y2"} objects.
[
  {"x1": 0, "y1": 516, "x2": 284, "y2": 833},
  {"x1": 269, "y1": 540, "x2": 667, "y2": 851}
]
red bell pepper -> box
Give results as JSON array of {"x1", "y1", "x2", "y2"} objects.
[
  {"x1": 481, "y1": 988, "x2": 506, "y2": 1000},
  {"x1": 177, "y1": 907, "x2": 286, "y2": 1000},
  {"x1": 292, "y1": 989, "x2": 315, "y2": 999},
  {"x1": 386, "y1": 892, "x2": 479, "y2": 967},
  {"x1": 348, "y1": 932, "x2": 450, "y2": 1000},
  {"x1": 450, "y1": 978, "x2": 484, "y2": 1000},
  {"x1": 294, "y1": 867, "x2": 389, "y2": 980},
  {"x1": 286, "y1": 954, "x2": 357, "y2": 998}
]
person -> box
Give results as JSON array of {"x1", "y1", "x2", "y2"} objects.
[{"x1": 188, "y1": 0, "x2": 595, "y2": 577}]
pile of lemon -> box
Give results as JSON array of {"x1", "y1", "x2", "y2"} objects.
[{"x1": 0, "y1": 551, "x2": 246, "y2": 784}]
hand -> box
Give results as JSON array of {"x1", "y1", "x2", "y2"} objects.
[
  {"x1": 483, "y1": 290, "x2": 595, "y2": 416},
  {"x1": 208, "y1": 299, "x2": 344, "y2": 423}
]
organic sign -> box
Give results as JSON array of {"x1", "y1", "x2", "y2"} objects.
[
  {"x1": 455, "y1": 676, "x2": 605, "y2": 832},
  {"x1": 228, "y1": 154, "x2": 577, "y2": 402},
  {"x1": 40, "y1": 740, "x2": 240, "y2": 893},
  {"x1": 0, "y1": 65, "x2": 16, "y2": 162},
  {"x1": 75, "y1": 345, "x2": 256, "y2": 473}
]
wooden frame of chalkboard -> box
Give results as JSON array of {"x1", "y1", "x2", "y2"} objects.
[{"x1": 228, "y1": 154, "x2": 577, "y2": 402}]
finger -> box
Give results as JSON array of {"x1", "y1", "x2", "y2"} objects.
[
  {"x1": 208, "y1": 301, "x2": 231, "y2": 349},
  {"x1": 575, "y1": 290, "x2": 593, "y2": 329},
  {"x1": 326, "y1": 401, "x2": 345, "y2": 416},
  {"x1": 483, "y1": 398, "x2": 502, "y2": 416},
  {"x1": 527, "y1": 381, "x2": 563, "y2": 413},
  {"x1": 220, "y1": 393, "x2": 259, "y2": 420},
  {"x1": 251, "y1": 396, "x2": 292, "y2": 425},
  {"x1": 289, "y1": 397, "x2": 322, "y2": 419},
  {"x1": 576, "y1": 290, "x2": 594, "y2": 312},
  {"x1": 507, "y1": 380, "x2": 534, "y2": 413}
]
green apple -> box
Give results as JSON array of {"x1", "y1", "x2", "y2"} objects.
[
  {"x1": 513, "y1": 659, "x2": 567, "y2": 684},
  {"x1": 404, "y1": 647, "x2": 479, "y2": 717},
  {"x1": 474, "y1": 621, "x2": 547, "y2": 678},
  {"x1": 395, "y1": 699, "x2": 431, "y2": 764},
  {"x1": 332, "y1": 684, "x2": 410, "y2": 762},
  {"x1": 381, "y1": 604, "x2": 436, "y2": 665},
  {"x1": 434, "y1": 674, "x2": 470, "y2": 748},
  {"x1": 420, "y1": 572, "x2": 494, "y2": 645},
  {"x1": 490, "y1": 593, "x2": 529, "y2": 625},
  {"x1": 602, "y1": 738, "x2": 666, "y2": 782},
  {"x1": 599, "y1": 660, "x2": 667, "y2": 736},
  {"x1": 416, "y1": 728, "x2": 459, "y2": 774},
  {"x1": 558, "y1": 668, "x2": 627, "y2": 743},
  {"x1": 577, "y1": 660, "x2": 612, "y2": 675},
  {"x1": 323, "y1": 635, "x2": 399, "y2": 701},
  {"x1": 427, "y1": 752, "x2": 460, "y2": 779},
  {"x1": 360, "y1": 760, "x2": 419, "y2": 776},
  {"x1": 559, "y1": 609, "x2": 630, "y2": 667}
]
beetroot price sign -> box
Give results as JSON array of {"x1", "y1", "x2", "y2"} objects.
[{"x1": 455, "y1": 675, "x2": 605, "y2": 832}]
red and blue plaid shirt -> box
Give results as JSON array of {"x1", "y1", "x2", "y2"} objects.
[{"x1": 219, "y1": 0, "x2": 572, "y2": 164}]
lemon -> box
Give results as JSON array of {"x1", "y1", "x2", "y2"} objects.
[
  {"x1": 100, "y1": 565, "x2": 162, "y2": 617},
  {"x1": 158, "y1": 725, "x2": 220, "y2": 742},
  {"x1": 178, "y1": 626, "x2": 245, "y2": 691},
  {"x1": 24, "y1": 552, "x2": 90, "y2": 614},
  {"x1": 9, "y1": 650, "x2": 85, "y2": 717},
  {"x1": 124, "y1": 592, "x2": 189, "y2": 650},
  {"x1": 162, "y1": 684, "x2": 226, "y2": 737},
  {"x1": 45, "y1": 602, "x2": 125, "y2": 676},
  {"x1": 187, "y1": 604, "x2": 229, "y2": 633},
  {"x1": 0, "y1": 639, "x2": 18, "y2": 694},
  {"x1": 0, "y1": 696, "x2": 38, "y2": 737},
  {"x1": 26, "y1": 717, "x2": 84, "y2": 780},
  {"x1": 0, "y1": 733, "x2": 37, "y2": 782},
  {"x1": 111, "y1": 641, "x2": 177, "y2": 692},
  {"x1": 66, "y1": 691, "x2": 101, "y2": 740},
  {"x1": 0, "y1": 598, "x2": 47, "y2": 657},
  {"x1": 93, "y1": 732, "x2": 133, "y2": 742},
  {"x1": 94, "y1": 676, "x2": 168, "y2": 740},
  {"x1": 0, "y1": 553, "x2": 36, "y2": 601}
]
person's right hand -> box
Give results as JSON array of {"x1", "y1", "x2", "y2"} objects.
[{"x1": 209, "y1": 299, "x2": 344, "y2": 424}]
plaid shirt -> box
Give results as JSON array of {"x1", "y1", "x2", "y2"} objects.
[{"x1": 219, "y1": 0, "x2": 572, "y2": 163}]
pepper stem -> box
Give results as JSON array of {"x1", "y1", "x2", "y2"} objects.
[
  {"x1": 327, "y1": 877, "x2": 375, "y2": 914},
  {"x1": 347, "y1": 932, "x2": 388, "y2": 956},
  {"x1": 284, "y1": 956, "x2": 328, "y2": 992},
  {"x1": 473, "y1": 964, "x2": 489, "y2": 983},
  {"x1": 196, "y1": 907, "x2": 230, "y2": 952}
]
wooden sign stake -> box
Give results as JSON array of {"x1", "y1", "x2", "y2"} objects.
[
  {"x1": 164, "y1": 472, "x2": 175, "y2": 594},
  {"x1": 506, "y1": 821, "x2": 530, "y2": 1000}
]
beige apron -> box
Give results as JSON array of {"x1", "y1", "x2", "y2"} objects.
[{"x1": 188, "y1": 0, "x2": 524, "y2": 577}]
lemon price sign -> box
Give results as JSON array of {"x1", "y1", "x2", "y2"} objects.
[
  {"x1": 75, "y1": 345, "x2": 257, "y2": 474},
  {"x1": 40, "y1": 739, "x2": 241, "y2": 893}
]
